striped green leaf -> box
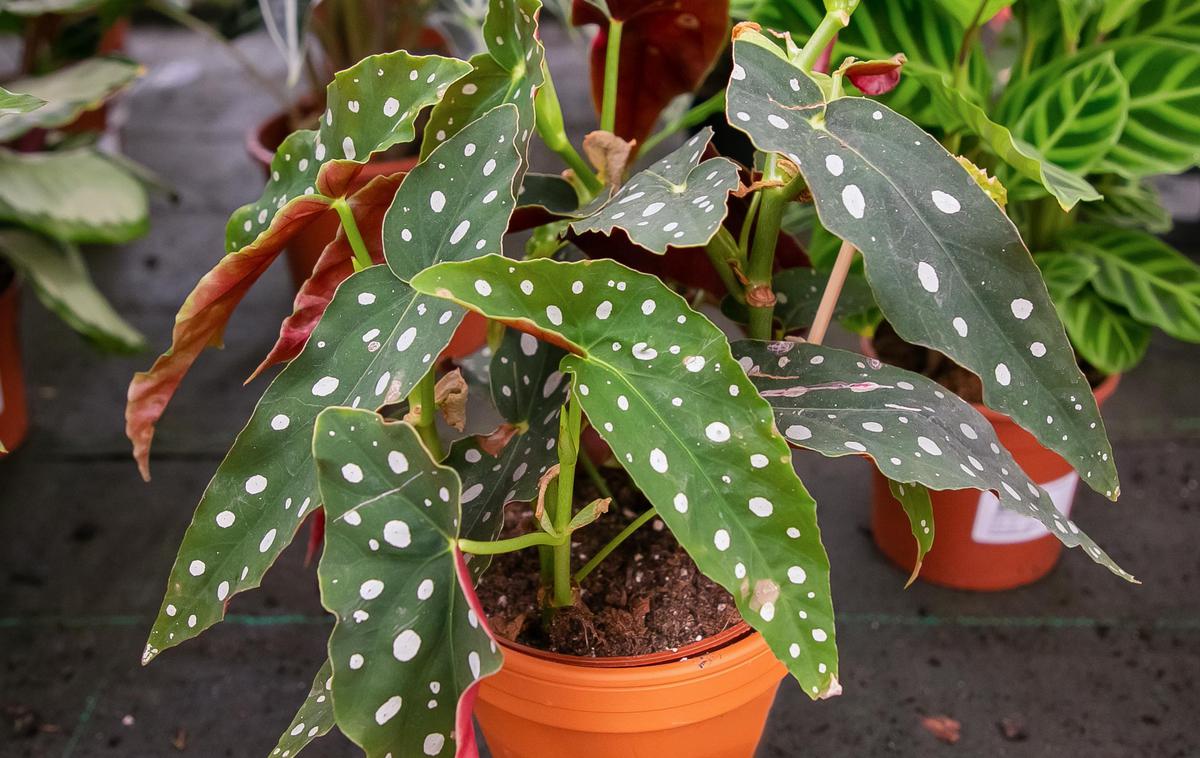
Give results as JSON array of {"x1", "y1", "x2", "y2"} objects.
[
  {"x1": 141, "y1": 268, "x2": 464, "y2": 664},
  {"x1": 1080, "y1": 175, "x2": 1172, "y2": 234},
  {"x1": 1033, "y1": 252, "x2": 1099, "y2": 301},
  {"x1": 934, "y1": 0, "x2": 1012, "y2": 26},
  {"x1": 315, "y1": 410, "x2": 502, "y2": 758},
  {"x1": 1063, "y1": 225, "x2": 1200, "y2": 342},
  {"x1": 912, "y1": 69, "x2": 1100, "y2": 210},
  {"x1": 0, "y1": 57, "x2": 140, "y2": 141},
  {"x1": 1056, "y1": 286, "x2": 1150, "y2": 374},
  {"x1": 271, "y1": 659, "x2": 334, "y2": 758},
  {"x1": 995, "y1": 52, "x2": 1129, "y2": 178},
  {"x1": 1096, "y1": 39, "x2": 1200, "y2": 178},
  {"x1": 412, "y1": 256, "x2": 840, "y2": 700},
  {"x1": 1115, "y1": 0, "x2": 1200, "y2": 45},
  {"x1": 887, "y1": 480, "x2": 933, "y2": 588},
  {"x1": 0, "y1": 147, "x2": 148, "y2": 245},
  {"x1": 727, "y1": 28, "x2": 1119, "y2": 499},
  {"x1": 734, "y1": 340, "x2": 1131, "y2": 580}
]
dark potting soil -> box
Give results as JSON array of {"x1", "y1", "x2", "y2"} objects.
[
  {"x1": 475, "y1": 467, "x2": 741, "y2": 658},
  {"x1": 872, "y1": 321, "x2": 1107, "y2": 404}
]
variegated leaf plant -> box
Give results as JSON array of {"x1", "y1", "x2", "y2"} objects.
[{"x1": 137, "y1": 1, "x2": 1141, "y2": 755}]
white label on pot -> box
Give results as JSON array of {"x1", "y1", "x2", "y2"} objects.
[{"x1": 971, "y1": 472, "x2": 1079, "y2": 545}]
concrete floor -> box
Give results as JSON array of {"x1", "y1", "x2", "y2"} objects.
[{"x1": 2, "y1": 23, "x2": 1199, "y2": 758}]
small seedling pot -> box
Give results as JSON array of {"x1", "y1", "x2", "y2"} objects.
[
  {"x1": 871, "y1": 372, "x2": 1120, "y2": 591},
  {"x1": 0, "y1": 273, "x2": 29, "y2": 454},
  {"x1": 475, "y1": 624, "x2": 786, "y2": 758}
]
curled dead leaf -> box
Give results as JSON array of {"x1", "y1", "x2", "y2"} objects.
[
  {"x1": 433, "y1": 368, "x2": 468, "y2": 432},
  {"x1": 583, "y1": 130, "x2": 635, "y2": 189}
]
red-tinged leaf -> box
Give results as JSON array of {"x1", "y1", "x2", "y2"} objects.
[
  {"x1": 573, "y1": 0, "x2": 731, "y2": 145},
  {"x1": 251, "y1": 173, "x2": 405, "y2": 381},
  {"x1": 125, "y1": 194, "x2": 331, "y2": 480},
  {"x1": 842, "y1": 54, "x2": 906, "y2": 96}
]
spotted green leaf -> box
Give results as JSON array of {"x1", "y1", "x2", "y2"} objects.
[
  {"x1": 0, "y1": 57, "x2": 140, "y2": 141},
  {"x1": 384, "y1": 105, "x2": 522, "y2": 281},
  {"x1": 271, "y1": 659, "x2": 334, "y2": 758},
  {"x1": 569, "y1": 129, "x2": 740, "y2": 254},
  {"x1": 227, "y1": 51, "x2": 472, "y2": 253},
  {"x1": 994, "y1": 52, "x2": 1129, "y2": 180},
  {"x1": 1055, "y1": 286, "x2": 1150, "y2": 374},
  {"x1": 445, "y1": 328, "x2": 567, "y2": 562},
  {"x1": 911, "y1": 70, "x2": 1100, "y2": 211},
  {"x1": 420, "y1": 0, "x2": 544, "y2": 159},
  {"x1": 727, "y1": 29, "x2": 1118, "y2": 499},
  {"x1": 1033, "y1": 252, "x2": 1099, "y2": 302},
  {"x1": 1095, "y1": 39, "x2": 1200, "y2": 178},
  {"x1": 142, "y1": 267, "x2": 464, "y2": 663},
  {"x1": 412, "y1": 255, "x2": 840, "y2": 699},
  {"x1": 315, "y1": 409, "x2": 502, "y2": 758},
  {"x1": 733, "y1": 340, "x2": 1132, "y2": 579},
  {"x1": 0, "y1": 85, "x2": 43, "y2": 117},
  {"x1": 0, "y1": 229, "x2": 143, "y2": 352},
  {"x1": 886, "y1": 480, "x2": 933, "y2": 588},
  {"x1": 0, "y1": 147, "x2": 148, "y2": 244},
  {"x1": 1062, "y1": 225, "x2": 1200, "y2": 342}
]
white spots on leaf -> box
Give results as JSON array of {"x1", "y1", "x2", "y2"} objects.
[
  {"x1": 188, "y1": 559, "x2": 206, "y2": 576},
  {"x1": 1030, "y1": 341, "x2": 1046, "y2": 357},
  {"x1": 959, "y1": 423, "x2": 978, "y2": 440},
  {"x1": 216, "y1": 510, "x2": 236, "y2": 528},
  {"x1": 705, "y1": 422, "x2": 731, "y2": 442},
  {"x1": 450, "y1": 219, "x2": 471, "y2": 245},
  {"x1": 374, "y1": 696, "x2": 402, "y2": 725},
  {"x1": 642, "y1": 202, "x2": 665, "y2": 217},
  {"x1": 546, "y1": 305, "x2": 563, "y2": 326},
  {"x1": 649, "y1": 449, "x2": 669, "y2": 473},
  {"x1": 349, "y1": 653, "x2": 364, "y2": 670},
  {"x1": 388, "y1": 451, "x2": 409, "y2": 474},
  {"x1": 384, "y1": 520, "x2": 411, "y2": 548},
  {"x1": 396, "y1": 327, "x2": 418, "y2": 352},
  {"x1": 423, "y1": 734, "x2": 445, "y2": 756},
  {"x1": 1010, "y1": 298, "x2": 1033, "y2": 320},
  {"x1": 931, "y1": 190, "x2": 960, "y2": 214},
  {"x1": 462, "y1": 483, "x2": 484, "y2": 503},
  {"x1": 751, "y1": 453, "x2": 769, "y2": 468},
  {"x1": 731, "y1": 63, "x2": 746, "y2": 80},
  {"x1": 430, "y1": 190, "x2": 446, "y2": 213},
  {"x1": 862, "y1": 422, "x2": 883, "y2": 433},
  {"x1": 393, "y1": 629, "x2": 421, "y2": 661},
  {"x1": 383, "y1": 97, "x2": 400, "y2": 117},
  {"x1": 641, "y1": 299, "x2": 656, "y2": 315},
  {"x1": 917, "y1": 436, "x2": 943, "y2": 456},
  {"x1": 995, "y1": 363, "x2": 1012, "y2": 386},
  {"x1": 714, "y1": 529, "x2": 731, "y2": 551},
  {"x1": 359, "y1": 579, "x2": 384, "y2": 600},
  {"x1": 785, "y1": 425, "x2": 812, "y2": 441},
  {"x1": 312, "y1": 376, "x2": 340, "y2": 397},
  {"x1": 917, "y1": 261, "x2": 939, "y2": 293},
  {"x1": 824, "y1": 154, "x2": 843, "y2": 176},
  {"x1": 596, "y1": 300, "x2": 612, "y2": 319},
  {"x1": 341, "y1": 463, "x2": 363, "y2": 483},
  {"x1": 468, "y1": 651, "x2": 481, "y2": 679},
  {"x1": 474, "y1": 279, "x2": 492, "y2": 296},
  {"x1": 767, "y1": 114, "x2": 789, "y2": 130},
  {"x1": 841, "y1": 184, "x2": 865, "y2": 219},
  {"x1": 217, "y1": 581, "x2": 230, "y2": 601},
  {"x1": 844, "y1": 441, "x2": 866, "y2": 452},
  {"x1": 684, "y1": 355, "x2": 706, "y2": 372},
  {"x1": 748, "y1": 497, "x2": 774, "y2": 517},
  {"x1": 417, "y1": 579, "x2": 434, "y2": 600},
  {"x1": 358, "y1": 292, "x2": 376, "y2": 305},
  {"x1": 953, "y1": 317, "x2": 968, "y2": 337},
  {"x1": 342, "y1": 137, "x2": 356, "y2": 160},
  {"x1": 483, "y1": 158, "x2": 497, "y2": 176},
  {"x1": 812, "y1": 628, "x2": 829, "y2": 642},
  {"x1": 520, "y1": 333, "x2": 538, "y2": 357},
  {"x1": 673, "y1": 493, "x2": 689, "y2": 513},
  {"x1": 759, "y1": 602, "x2": 775, "y2": 622},
  {"x1": 259, "y1": 528, "x2": 277, "y2": 552},
  {"x1": 245, "y1": 475, "x2": 268, "y2": 494},
  {"x1": 788, "y1": 566, "x2": 807, "y2": 584}
]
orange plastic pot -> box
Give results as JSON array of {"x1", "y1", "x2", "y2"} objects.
[
  {"x1": 871, "y1": 373, "x2": 1120, "y2": 591},
  {"x1": 0, "y1": 276, "x2": 29, "y2": 453},
  {"x1": 475, "y1": 625, "x2": 786, "y2": 757}
]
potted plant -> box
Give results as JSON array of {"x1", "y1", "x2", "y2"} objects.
[
  {"x1": 0, "y1": 30, "x2": 148, "y2": 454},
  {"x1": 741, "y1": 0, "x2": 1200, "y2": 589},
  {"x1": 132, "y1": 0, "x2": 1139, "y2": 754}
]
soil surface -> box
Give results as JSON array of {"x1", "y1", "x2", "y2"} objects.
[
  {"x1": 872, "y1": 322, "x2": 1108, "y2": 403},
  {"x1": 476, "y1": 467, "x2": 741, "y2": 657}
]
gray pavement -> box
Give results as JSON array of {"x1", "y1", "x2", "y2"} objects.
[{"x1": 1, "y1": 23, "x2": 1198, "y2": 758}]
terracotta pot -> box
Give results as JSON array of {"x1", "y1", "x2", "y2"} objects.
[
  {"x1": 0, "y1": 275, "x2": 29, "y2": 454},
  {"x1": 62, "y1": 19, "x2": 130, "y2": 136},
  {"x1": 475, "y1": 626, "x2": 786, "y2": 757},
  {"x1": 871, "y1": 368, "x2": 1120, "y2": 591}
]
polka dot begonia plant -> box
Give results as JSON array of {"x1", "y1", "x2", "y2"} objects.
[{"x1": 132, "y1": 1, "x2": 1140, "y2": 755}]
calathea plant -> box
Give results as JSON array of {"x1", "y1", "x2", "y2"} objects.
[
  {"x1": 132, "y1": 0, "x2": 1136, "y2": 754},
  {"x1": 741, "y1": 0, "x2": 1200, "y2": 376}
]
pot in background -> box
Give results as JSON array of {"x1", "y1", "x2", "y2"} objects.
[
  {"x1": 475, "y1": 625, "x2": 785, "y2": 758},
  {"x1": 871, "y1": 373, "x2": 1120, "y2": 591},
  {"x1": 0, "y1": 275, "x2": 29, "y2": 453}
]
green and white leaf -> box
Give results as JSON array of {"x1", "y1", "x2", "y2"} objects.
[
  {"x1": 911, "y1": 70, "x2": 1100, "y2": 210},
  {"x1": 887, "y1": 480, "x2": 933, "y2": 587},
  {"x1": 226, "y1": 51, "x2": 472, "y2": 252},
  {"x1": 1033, "y1": 252, "x2": 1099, "y2": 301},
  {"x1": 315, "y1": 409, "x2": 502, "y2": 758},
  {"x1": 0, "y1": 57, "x2": 140, "y2": 141},
  {"x1": 1079, "y1": 176, "x2": 1172, "y2": 234},
  {"x1": 420, "y1": 0, "x2": 544, "y2": 159},
  {"x1": 412, "y1": 256, "x2": 840, "y2": 699},
  {"x1": 271, "y1": 659, "x2": 334, "y2": 758},
  {"x1": 726, "y1": 29, "x2": 1118, "y2": 498},
  {"x1": 733, "y1": 340, "x2": 1131, "y2": 579},
  {"x1": 0, "y1": 85, "x2": 43, "y2": 117},
  {"x1": 0, "y1": 147, "x2": 148, "y2": 244},
  {"x1": 1063, "y1": 225, "x2": 1200, "y2": 342},
  {"x1": 384, "y1": 105, "x2": 522, "y2": 281},
  {"x1": 0, "y1": 229, "x2": 143, "y2": 352},
  {"x1": 570, "y1": 128, "x2": 740, "y2": 254},
  {"x1": 143, "y1": 267, "x2": 464, "y2": 663},
  {"x1": 1055, "y1": 285, "x2": 1150, "y2": 374},
  {"x1": 1095, "y1": 39, "x2": 1200, "y2": 177},
  {"x1": 445, "y1": 328, "x2": 567, "y2": 562}
]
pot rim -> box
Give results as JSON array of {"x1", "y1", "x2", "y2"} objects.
[
  {"x1": 858, "y1": 335, "x2": 1121, "y2": 420},
  {"x1": 492, "y1": 620, "x2": 755, "y2": 670}
]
